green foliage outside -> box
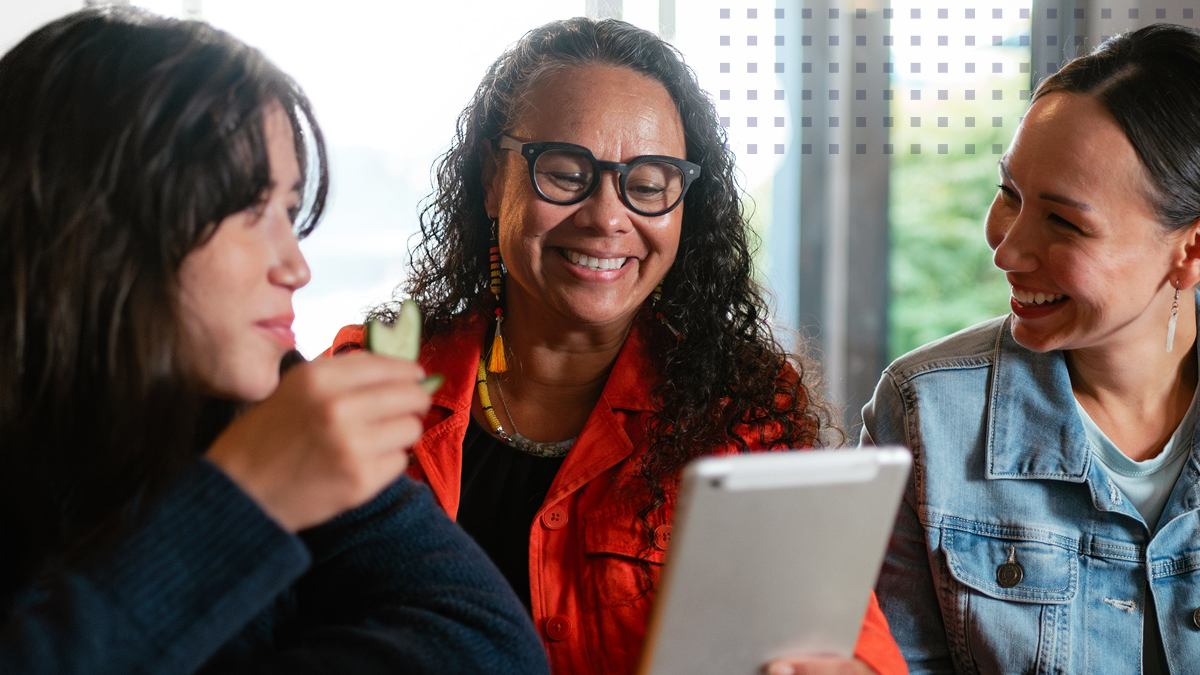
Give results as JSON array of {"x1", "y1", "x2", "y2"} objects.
[{"x1": 888, "y1": 70, "x2": 1030, "y2": 360}]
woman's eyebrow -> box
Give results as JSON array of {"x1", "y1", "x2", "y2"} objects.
[
  {"x1": 998, "y1": 159, "x2": 1093, "y2": 212},
  {"x1": 1040, "y1": 192, "x2": 1094, "y2": 212},
  {"x1": 265, "y1": 179, "x2": 305, "y2": 194}
]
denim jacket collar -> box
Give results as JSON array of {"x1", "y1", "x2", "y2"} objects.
[
  {"x1": 985, "y1": 317, "x2": 1093, "y2": 482},
  {"x1": 986, "y1": 292, "x2": 1200, "y2": 489}
]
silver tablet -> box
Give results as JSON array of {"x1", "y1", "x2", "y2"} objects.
[{"x1": 637, "y1": 447, "x2": 911, "y2": 675}]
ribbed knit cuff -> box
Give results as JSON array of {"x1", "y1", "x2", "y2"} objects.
[{"x1": 90, "y1": 457, "x2": 310, "y2": 672}]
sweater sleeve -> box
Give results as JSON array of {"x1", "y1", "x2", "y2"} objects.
[
  {"x1": 200, "y1": 476, "x2": 550, "y2": 675},
  {"x1": 0, "y1": 458, "x2": 311, "y2": 675}
]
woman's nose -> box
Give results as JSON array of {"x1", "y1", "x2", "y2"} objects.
[
  {"x1": 987, "y1": 209, "x2": 1037, "y2": 274},
  {"x1": 573, "y1": 173, "x2": 633, "y2": 235},
  {"x1": 270, "y1": 227, "x2": 311, "y2": 290}
]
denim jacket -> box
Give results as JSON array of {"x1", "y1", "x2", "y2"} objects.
[{"x1": 863, "y1": 300, "x2": 1200, "y2": 675}]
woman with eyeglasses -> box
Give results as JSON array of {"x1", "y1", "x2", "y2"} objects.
[
  {"x1": 326, "y1": 18, "x2": 906, "y2": 675},
  {"x1": 0, "y1": 7, "x2": 547, "y2": 674}
]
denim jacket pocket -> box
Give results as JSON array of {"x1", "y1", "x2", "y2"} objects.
[{"x1": 940, "y1": 527, "x2": 1077, "y2": 674}]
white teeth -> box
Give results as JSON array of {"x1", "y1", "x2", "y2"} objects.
[
  {"x1": 565, "y1": 249, "x2": 627, "y2": 271},
  {"x1": 1011, "y1": 288, "x2": 1066, "y2": 306}
]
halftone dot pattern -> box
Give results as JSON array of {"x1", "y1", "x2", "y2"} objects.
[{"x1": 710, "y1": 3, "x2": 1200, "y2": 156}]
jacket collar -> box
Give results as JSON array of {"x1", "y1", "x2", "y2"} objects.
[
  {"x1": 596, "y1": 318, "x2": 659, "y2": 413},
  {"x1": 419, "y1": 310, "x2": 487, "y2": 416},
  {"x1": 985, "y1": 317, "x2": 1092, "y2": 482},
  {"x1": 986, "y1": 291, "x2": 1200, "y2": 485},
  {"x1": 411, "y1": 307, "x2": 661, "y2": 516},
  {"x1": 418, "y1": 307, "x2": 660, "y2": 417}
]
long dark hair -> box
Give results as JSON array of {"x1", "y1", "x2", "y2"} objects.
[
  {"x1": 0, "y1": 6, "x2": 328, "y2": 580},
  {"x1": 381, "y1": 18, "x2": 839, "y2": 562},
  {"x1": 1035, "y1": 24, "x2": 1200, "y2": 230}
]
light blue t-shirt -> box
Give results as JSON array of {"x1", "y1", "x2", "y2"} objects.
[{"x1": 1074, "y1": 390, "x2": 1197, "y2": 531}]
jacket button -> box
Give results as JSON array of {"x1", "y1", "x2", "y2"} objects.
[
  {"x1": 653, "y1": 524, "x2": 673, "y2": 550},
  {"x1": 541, "y1": 505, "x2": 568, "y2": 530},
  {"x1": 996, "y1": 561, "x2": 1023, "y2": 588},
  {"x1": 1193, "y1": 607, "x2": 1200, "y2": 629},
  {"x1": 545, "y1": 614, "x2": 572, "y2": 641}
]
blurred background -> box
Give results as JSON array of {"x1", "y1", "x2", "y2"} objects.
[{"x1": 3, "y1": 0, "x2": 1195, "y2": 432}]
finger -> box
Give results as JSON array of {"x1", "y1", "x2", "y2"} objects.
[
  {"x1": 765, "y1": 658, "x2": 871, "y2": 675},
  {"x1": 355, "y1": 414, "x2": 428, "y2": 458},
  {"x1": 299, "y1": 352, "x2": 427, "y2": 393},
  {"x1": 766, "y1": 662, "x2": 797, "y2": 675},
  {"x1": 334, "y1": 381, "x2": 433, "y2": 425}
]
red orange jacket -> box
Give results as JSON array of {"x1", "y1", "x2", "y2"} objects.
[{"x1": 324, "y1": 310, "x2": 907, "y2": 675}]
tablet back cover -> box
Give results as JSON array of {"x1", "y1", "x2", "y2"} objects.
[{"x1": 638, "y1": 448, "x2": 910, "y2": 675}]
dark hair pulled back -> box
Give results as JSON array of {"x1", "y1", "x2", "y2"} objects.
[
  {"x1": 388, "y1": 17, "x2": 840, "y2": 568},
  {"x1": 0, "y1": 6, "x2": 328, "y2": 579},
  {"x1": 1035, "y1": 23, "x2": 1200, "y2": 230}
]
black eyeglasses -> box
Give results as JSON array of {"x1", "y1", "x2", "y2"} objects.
[{"x1": 498, "y1": 135, "x2": 701, "y2": 217}]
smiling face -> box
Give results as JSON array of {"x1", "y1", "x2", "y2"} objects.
[
  {"x1": 986, "y1": 91, "x2": 1188, "y2": 353},
  {"x1": 177, "y1": 103, "x2": 311, "y2": 401},
  {"x1": 483, "y1": 64, "x2": 686, "y2": 330}
]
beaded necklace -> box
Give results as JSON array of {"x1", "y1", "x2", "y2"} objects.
[{"x1": 475, "y1": 358, "x2": 575, "y2": 458}]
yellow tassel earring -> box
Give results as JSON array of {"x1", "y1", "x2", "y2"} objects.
[
  {"x1": 487, "y1": 221, "x2": 508, "y2": 373},
  {"x1": 653, "y1": 281, "x2": 682, "y2": 341}
]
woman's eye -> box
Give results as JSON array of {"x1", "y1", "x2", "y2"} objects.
[
  {"x1": 246, "y1": 191, "x2": 270, "y2": 218},
  {"x1": 997, "y1": 184, "x2": 1017, "y2": 200},
  {"x1": 543, "y1": 172, "x2": 589, "y2": 190},
  {"x1": 628, "y1": 182, "x2": 666, "y2": 197},
  {"x1": 1049, "y1": 213, "x2": 1080, "y2": 231}
]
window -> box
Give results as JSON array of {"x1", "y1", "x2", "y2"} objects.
[{"x1": 61, "y1": 0, "x2": 1045, "y2": 425}]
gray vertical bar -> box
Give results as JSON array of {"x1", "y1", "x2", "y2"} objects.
[
  {"x1": 824, "y1": 4, "x2": 853, "y2": 411},
  {"x1": 586, "y1": 0, "x2": 622, "y2": 20},
  {"x1": 843, "y1": 4, "x2": 891, "y2": 431},
  {"x1": 659, "y1": 0, "x2": 675, "y2": 41},
  {"x1": 1032, "y1": 0, "x2": 1083, "y2": 85},
  {"x1": 799, "y1": 2, "x2": 891, "y2": 430},
  {"x1": 798, "y1": 6, "x2": 833, "y2": 380},
  {"x1": 771, "y1": 2, "x2": 803, "y2": 339}
]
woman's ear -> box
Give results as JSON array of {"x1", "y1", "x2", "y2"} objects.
[
  {"x1": 1177, "y1": 218, "x2": 1200, "y2": 290},
  {"x1": 480, "y1": 141, "x2": 500, "y2": 219}
]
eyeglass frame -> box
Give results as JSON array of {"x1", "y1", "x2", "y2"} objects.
[{"x1": 497, "y1": 135, "x2": 702, "y2": 217}]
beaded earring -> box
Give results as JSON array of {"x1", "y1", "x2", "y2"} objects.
[
  {"x1": 652, "y1": 281, "x2": 682, "y2": 341},
  {"x1": 488, "y1": 220, "x2": 508, "y2": 373}
]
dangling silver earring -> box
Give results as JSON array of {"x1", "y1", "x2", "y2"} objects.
[{"x1": 1167, "y1": 279, "x2": 1181, "y2": 353}]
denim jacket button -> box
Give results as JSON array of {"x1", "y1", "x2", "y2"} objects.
[
  {"x1": 1192, "y1": 607, "x2": 1200, "y2": 629},
  {"x1": 996, "y1": 561, "x2": 1024, "y2": 588}
]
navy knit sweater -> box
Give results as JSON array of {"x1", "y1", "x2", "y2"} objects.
[{"x1": 0, "y1": 459, "x2": 550, "y2": 675}]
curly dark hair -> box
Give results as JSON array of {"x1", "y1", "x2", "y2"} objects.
[{"x1": 377, "y1": 17, "x2": 841, "y2": 560}]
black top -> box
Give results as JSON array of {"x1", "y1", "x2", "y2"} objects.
[
  {"x1": 0, "y1": 461, "x2": 550, "y2": 675},
  {"x1": 457, "y1": 418, "x2": 567, "y2": 613}
]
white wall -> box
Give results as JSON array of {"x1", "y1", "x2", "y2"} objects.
[{"x1": 0, "y1": 0, "x2": 84, "y2": 55}]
